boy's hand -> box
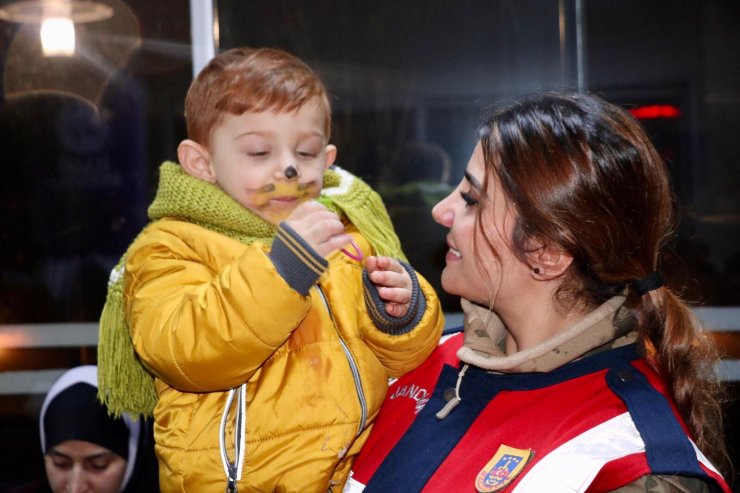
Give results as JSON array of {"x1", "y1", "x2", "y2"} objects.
[
  {"x1": 283, "y1": 200, "x2": 351, "y2": 258},
  {"x1": 365, "y1": 256, "x2": 412, "y2": 318}
]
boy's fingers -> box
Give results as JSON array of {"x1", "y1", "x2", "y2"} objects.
[
  {"x1": 364, "y1": 256, "x2": 377, "y2": 272},
  {"x1": 368, "y1": 256, "x2": 408, "y2": 277},
  {"x1": 286, "y1": 199, "x2": 326, "y2": 221},
  {"x1": 378, "y1": 286, "x2": 412, "y2": 305},
  {"x1": 289, "y1": 211, "x2": 343, "y2": 241},
  {"x1": 385, "y1": 302, "x2": 410, "y2": 318},
  {"x1": 376, "y1": 256, "x2": 404, "y2": 273},
  {"x1": 323, "y1": 233, "x2": 352, "y2": 251},
  {"x1": 371, "y1": 269, "x2": 412, "y2": 290}
]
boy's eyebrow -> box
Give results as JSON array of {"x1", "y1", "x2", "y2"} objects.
[
  {"x1": 232, "y1": 130, "x2": 271, "y2": 141},
  {"x1": 464, "y1": 171, "x2": 482, "y2": 190},
  {"x1": 232, "y1": 130, "x2": 326, "y2": 141}
]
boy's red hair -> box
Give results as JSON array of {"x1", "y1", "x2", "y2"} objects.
[{"x1": 184, "y1": 47, "x2": 331, "y2": 147}]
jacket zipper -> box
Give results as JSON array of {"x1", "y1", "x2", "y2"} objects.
[{"x1": 316, "y1": 285, "x2": 368, "y2": 436}]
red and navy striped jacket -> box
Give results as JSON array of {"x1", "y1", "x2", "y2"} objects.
[{"x1": 344, "y1": 333, "x2": 730, "y2": 493}]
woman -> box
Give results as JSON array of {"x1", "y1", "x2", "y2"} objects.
[
  {"x1": 39, "y1": 366, "x2": 159, "y2": 493},
  {"x1": 344, "y1": 93, "x2": 731, "y2": 492}
]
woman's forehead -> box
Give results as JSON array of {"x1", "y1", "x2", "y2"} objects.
[{"x1": 464, "y1": 144, "x2": 486, "y2": 184}]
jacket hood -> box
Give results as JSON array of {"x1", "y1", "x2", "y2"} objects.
[{"x1": 457, "y1": 295, "x2": 638, "y2": 373}]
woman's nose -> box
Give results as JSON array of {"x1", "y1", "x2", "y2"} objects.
[
  {"x1": 66, "y1": 467, "x2": 87, "y2": 493},
  {"x1": 432, "y1": 194, "x2": 454, "y2": 227}
]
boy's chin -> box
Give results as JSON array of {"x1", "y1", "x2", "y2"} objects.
[
  {"x1": 252, "y1": 206, "x2": 298, "y2": 226},
  {"x1": 257, "y1": 211, "x2": 290, "y2": 226}
]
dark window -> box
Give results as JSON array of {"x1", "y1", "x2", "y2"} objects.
[{"x1": 0, "y1": 0, "x2": 737, "y2": 487}]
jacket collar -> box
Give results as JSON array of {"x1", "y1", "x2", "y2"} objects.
[{"x1": 456, "y1": 296, "x2": 637, "y2": 373}]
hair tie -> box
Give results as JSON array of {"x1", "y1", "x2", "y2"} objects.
[{"x1": 632, "y1": 271, "x2": 664, "y2": 296}]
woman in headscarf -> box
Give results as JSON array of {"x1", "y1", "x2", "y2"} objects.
[{"x1": 39, "y1": 365, "x2": 158, "y2": 493}]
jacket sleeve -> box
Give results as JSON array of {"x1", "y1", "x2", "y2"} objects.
[
  {"x1": 359, "y1": 267, "x2": 444, "y2": 378},
  {"x1": 123, "y1": 223, "x2": 312, "y2": 393}
]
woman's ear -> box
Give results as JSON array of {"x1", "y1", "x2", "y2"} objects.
[
  {"x1": 530, "y1": 242, "x2": 573, "y2": 279},
  {"x1": 324, "y1": 144, "x2": 337, "y2": 170},
  {"x1": 178, "y1": 139, "x2": 216, "y2": 182}
]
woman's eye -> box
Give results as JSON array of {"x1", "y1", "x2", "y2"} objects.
[
  {"x1": 89, "y1": 460, "x2": 111, "y2": 471},
  {"x1": 52, "y1": 459, "x2": 72, "y2": 470},
  {"x1": 460, "y1": 190, "x2": 479, "y2": 208}
]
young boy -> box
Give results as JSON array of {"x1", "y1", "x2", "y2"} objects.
[{"x1": 97, "y1": 47, "x2": 443, "y2": 492}]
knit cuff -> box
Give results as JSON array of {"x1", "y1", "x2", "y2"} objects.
[
  {"x1": 269, "y1": 223, "x2": 328, "y2": 296},
  {"x1": 363, "y1": 260, "x2": 426, "y2": 335}
]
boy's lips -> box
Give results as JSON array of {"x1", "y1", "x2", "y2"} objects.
[
  {"x1": 250, "y1": 181, "x2": 314, "y2": 195},
  {"x1": 252, "y1": 183, "x2": 313, "y2": 208},
  {"x1": 257, "y1": 195, "x2": 303, "y2": 210}
]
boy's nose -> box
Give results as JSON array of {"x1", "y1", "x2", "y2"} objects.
[
  {"x1": 276, "y1": 158, "x2": 300, "y2": 181},
  {"x1": 284, "y1": 165, "x2": 299, "y2": 180}
]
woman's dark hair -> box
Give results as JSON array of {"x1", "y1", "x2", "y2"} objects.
[{"x1": 476, "y1": 92, "x2": 728, "y2": 472}]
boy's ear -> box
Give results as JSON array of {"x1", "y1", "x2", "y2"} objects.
[
  {"x1": 178, "y1": 139, "x2": 216, "y2": 182},
  {"x1": 324, "y1": 144, "x2": 337, "y2": 170},
  {"x1": 529, "y1": 242, "x2": 573, "y2": 279}
]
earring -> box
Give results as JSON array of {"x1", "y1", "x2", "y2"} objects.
[
  {"x1": 284, "y1": 165, "x2": 299, "y2": 179},
  {"x1": 533, "y1": 268, "x2": 540, "y2": 274}
]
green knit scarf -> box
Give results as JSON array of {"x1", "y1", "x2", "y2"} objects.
[{"x1": 98, "y1": 161, "x2": 405, "y2": 417}]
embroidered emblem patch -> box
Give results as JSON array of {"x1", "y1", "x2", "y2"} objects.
[{"x1": 475, "y1": 444, "x2": 533, "y2": 492}]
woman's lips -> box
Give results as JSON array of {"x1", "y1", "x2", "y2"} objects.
[{"x1": 445, "y1": 246, "x2": 462, "y2": 262}]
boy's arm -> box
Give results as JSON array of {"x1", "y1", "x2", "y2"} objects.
[
  {"x1": 360, "y1": 263, "x2": 444, "y2": 378},
  {"x1": 124, "y1": 222, "x2": 324, "y2": 393}
]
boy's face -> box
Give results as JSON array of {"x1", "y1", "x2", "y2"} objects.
[{"x1": 205, "y1": 98, "x2": 336, "y2": 225}]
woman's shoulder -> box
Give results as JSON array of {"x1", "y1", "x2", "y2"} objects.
[
  {"x1": 386, "y1": 331, "x2": 463, "y2": 391},
  {"x1": 609, "y1": 474, "x2": 716, "y2": 493},
  {"x1": 428, "y1": 329, "x2": 464, "y2": 365}
]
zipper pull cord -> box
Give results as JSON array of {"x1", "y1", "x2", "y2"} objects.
[
  {"x1": 220, "y1": 384, "x2": 247, "y2": 493},
  {"x1": 436, "y1": 364, "x2": 468, "y2": 420}
]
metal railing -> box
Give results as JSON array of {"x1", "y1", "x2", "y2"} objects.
[{"x1": 0, "y1": 307, "x2": 738, "y2": 395}]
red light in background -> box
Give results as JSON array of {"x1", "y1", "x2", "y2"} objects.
[{"x1": 629, "y1": 104, "x2": 681, "y2": 120}]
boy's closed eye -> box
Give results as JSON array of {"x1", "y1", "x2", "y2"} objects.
[
  {"x1": 296, "y1": 137, "x2": 323, "y2": 159},
  {"x1": 237, "y1": 134, "x2": 272, "y2": 157},
  {"x1": 247, "y1": 150, "x2": 270, "y2": 157}
]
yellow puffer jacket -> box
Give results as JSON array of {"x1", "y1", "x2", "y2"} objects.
[{"x1": 123, "y1": 218, "x2": 444, "y2": 492}]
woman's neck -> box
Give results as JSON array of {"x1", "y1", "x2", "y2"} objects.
[
  {"x1": 457, "y1": 295, "x2": 632, "y2": 373},
  {"x1": 498, "y1": 291, "x2": 590, "y2": 355}
]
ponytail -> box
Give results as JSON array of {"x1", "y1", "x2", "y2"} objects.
[{"x1": 637, "y1": 285, "x2": 730, "y2": 475}]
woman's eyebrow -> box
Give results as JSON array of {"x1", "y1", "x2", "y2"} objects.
[
  {"x1": 86, "y1": 451, "x2": 115, "y2": 460},
  {"x1": 464, "y1": 171, "x2": 482, "y2": 190},
  {"x1": 48, "y1": 449, "x2": 71, "y2": 459}
]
